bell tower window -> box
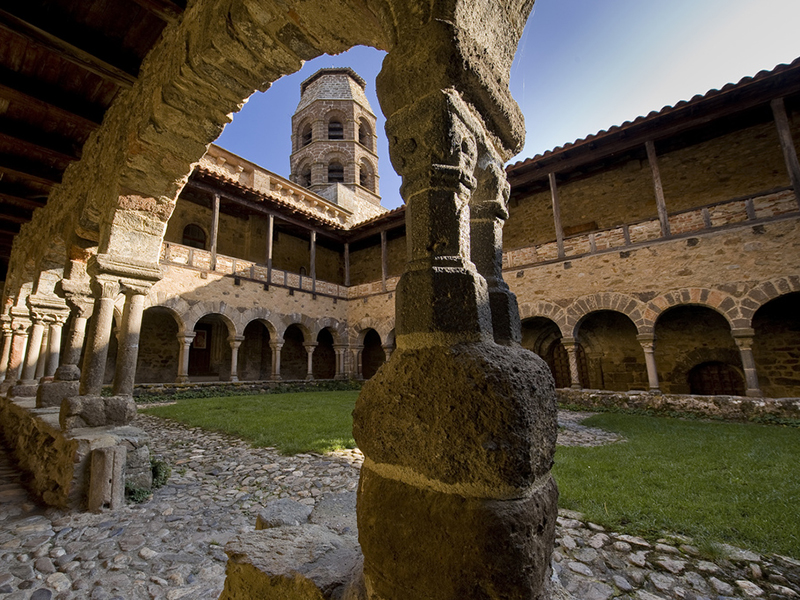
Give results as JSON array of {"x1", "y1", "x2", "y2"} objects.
[
  {"x1": 328, "y1": 120, "x2": 344, "y2": 140},
  {"x1": 328, "y1": 161, "x2": 344, "y2": 183},
  {"x1": 301, "y1": 123, "x2": 312, "y2": 146}
]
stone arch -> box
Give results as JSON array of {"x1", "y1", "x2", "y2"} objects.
[
  {"x1": 298, "y1": 118, "x2": 314, "y2": 148},
  {"x1": 740, "y1": 276, "x2": 800, "y2": 327},
  {"x1": 311, "y1": 316, "x2": 346, "y2": 345},
  {"x1": 136, "y1": 306, "x2": 182, "y2": 383},
  {"x1": 520, "y1": 315, "x2": 576, "y2": 388},
  {"x1": 358, "y1": 118, "x2": 374, "y2": 150},
  {"x1": 644, "y1": 288, "x2": 739, "y2": 333},
  {"x1": 181, "y1": 223, "x2": 208, "y2": 249},
  {"x1": 239, "y1": 318, "x2": 275, "y2": 381},
  {"x1": 351, "y1": 316, "x2": 393, "y2": 345},
  {"x1": 517, "y1": 301, "x2": 568, "y2": 337},
  {"x1": 296, "y1": 158, "x2": 313, "y2": 188},
  {"x1": 359, "y1": 157, "x2": 376, "y2": 191},
  {"x1": 565, "y1": 292, "x2": 647, "y2": 339},
  {"x1": 282, "y1": 313, "x2": 316, "y2": 343},
  {"x1": 182, "y1": 302, "x2": 238, "y2": 338},
  {"x1": 325, "y1": 109, "x2": 348, "y2": 140}
]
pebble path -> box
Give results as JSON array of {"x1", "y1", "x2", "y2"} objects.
[{"x1": 0, "y1": 410, "x2": 796, "y2": 600}]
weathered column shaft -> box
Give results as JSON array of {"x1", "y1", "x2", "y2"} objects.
[
  {"x1": 5, "y1": 327, "x2": 29, "y2": 385},
  {"x1": 637, "y1": 334, "x2": 660, "y2": 392},
  {"x1": 20, "y1": 320, "x2": 46, "y2": 383},
  {"x1": 44, "y1": 320, "x2": 65, "y2": 378},
  {"x1": 229, "y1": 336, "x2": 243, "y2": 382},
  {"x1": 176, "y1": 332, "x2": 195, "y2": 383},
  {"x1": 34, "y1": 327, "x2": 50, "y2": 380},
  {"x1": 57, "y1": 315, "x2": 89, "y2": 380},
  {"x1": 112, "y1": 291, "x2": 147, "y2": 396},
  {"x1": 562, "y1": 337, "x2": 582, "y2": 389},
  {"x1": 80, "y1": 282, "x2": 119, "y2": 396},
  {"x1": 733, "y1": 329, "x2": 762, "y2": 397},
  {"x1": 270, "y1": 341, "x2": 282, "y2": 380},
  {"x1": 0, "y1": 325, "x2": 12, "y2": 381},
  {"x1": 304, "y1": 343, "x2": 316, "y2": 380}
]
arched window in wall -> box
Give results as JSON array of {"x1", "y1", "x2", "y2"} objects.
[
  {"x1": 358, "y1": 120, "x2": 372, "y2": 150},
  {"x1": 359, "y1": 159, "x2": 374, "y2": 191},
  {"x1": 328, "y1": 119, "x2": 344, "y2": 140},
  {"x1": 298, "y1": 164, "x2": 312, "y2": 187},
  {"x1": 301, "y1": 123, "x2": 312, "y2": 146},
  {"x1": 328, "y1": 161, "x2": 344, "y2": 183},
  {"x1": 182, "y1": 224, "x2": 206, "y2": 249}
]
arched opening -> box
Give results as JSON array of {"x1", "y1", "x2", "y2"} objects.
[
  {"x1": 328, "y1": 119, "x2": 343, "y2": 140},
  {"x1": 281, "y1": 324, "x2": 307, "y2": 380},
  {"x1": 182, "y1": 223, "x2": 206, "y2": 249},
  {"x1": 520, "y1": 317, "x2": 587, "y2": 388},
  {"x1": 301, "y1": 123, "x2": 312, "y2": 146},
  {"x1": 359, "y1": 159, "x2": 374, "y2": 190},
  {"x1": 239, "y1": 320, "x2": 272, "y2": 381},
  {"x1": 298, "y1": 164, "x2": 312, "y2": 188},
  {"x1": 328, "y1": 161, "x2": 344, "y2": 183},
  {"x1": 313, "y1": 328, "x2": 336, "y2": 379},
  {"x1": 576, "y1": 310, "x2": 647, "y2": 391},
  {"x1": 654, "y1": 305, "x2": 738, "y2": 395},
  {"x1": 753, "y1": 292, "x2": 800, "y2": 397},
  {"x1": 135, "y1": 307, "x2": 179, "y2": 383},
  {"x1": 688, "y1": 361, "x2": 745, "y2": 396},
  {"x1": 188, "y1": 314, "x2": 232, "y2": 381},
  {"x1": 359, "y1": 120, "x2": 372, "y2": 149},
  {"x1": 362, "y1": 328, "x2": 385, "y2": 379}
]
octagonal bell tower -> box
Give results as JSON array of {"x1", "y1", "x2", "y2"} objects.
[{"x1": 290, "y1": 68, "x2": 381, "y2": 215}]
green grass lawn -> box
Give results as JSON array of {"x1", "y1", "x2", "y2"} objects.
[
  {"x1": 142, "y1": 392, "x2": 800, "y2": 556},
  {"x1": 141, "y1": 391, "x2": 359, "y2": 455},
  {"x1": 554, "y1": 412, "x2": 800, "y2": 557}
]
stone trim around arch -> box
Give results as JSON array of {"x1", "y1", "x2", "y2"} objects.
[
  {"x1": 643, "y1": 288, "x2": 742, "y2": 334},
  {"x1": 518, "y1": 300, "x2": 568, "y2": 337},
  {"x1": 351, "y1": 316, "x2": 394, "y2": 346},
  {"x1": 741, "y1": 275, "x2": 800, "y2": 326},
  {"x1": 563, "y1": 293, "x2": 647, "y2": 339},
  {"x1": 179, "y1": 301, "x2": 239, "y2": 338}
]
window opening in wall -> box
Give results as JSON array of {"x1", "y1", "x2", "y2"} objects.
[
  {"x1": 359, "y1": 121, "x2": 371, "y2": 149},
  {"x1": 359, "y1": 159, "x2": 373, "y2": 190},
  {"x1": 299, "y1": 165, "x2": 312, "y2": 187},
  {"x1": 688, "y1": 361, "x2": 745, "y2": 396},
  {"x1": 301, "y1": 123, "x2": 312, "y2": 146},
  {"x1": 328, "y1": 162, "x2": 344, "y2": 183},
  {"x1": 299, "y1": 266, "x2": 307, "y2": 276},
  {"x1": 182, "y1": 224, "x2": 207, "y2": 249},
  {"x1": 328, "y1": 120, "x2": 343, "y2": 140}
]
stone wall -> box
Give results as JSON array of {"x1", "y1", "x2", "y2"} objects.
[
  {"x1": 753, "y1": 293, "x2": 800, "y2": 398},
  {"x1": 557, "y1": 388, "x2": 800, "y2": 422},
  {"x1": 136, "y1": 308, "x2": 180, "y2": 383}
]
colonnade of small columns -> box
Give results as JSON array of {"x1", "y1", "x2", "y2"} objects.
[{"x1": 558, "y1": 328, "x2": 763, "y2": 397}]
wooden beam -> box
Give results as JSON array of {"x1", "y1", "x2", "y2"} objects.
[
  {"x1": 129, "y1": 0, "x2": 183, "y2": 23},
  {"x1": 0, "y1": 131, "x2": 77, "y2": 165},
  {"x1": 0, "y1": 84, "x2": 100, "y2": 132},
  {"x1": 0, "y1": 9, "x2": 137, "y2": 89},
  {"x1": 0, "y1": 163, "x2": 59, "y2": 187},
  {"x1": 0, "y1": 193, "x2": 46, "y2": 211}
]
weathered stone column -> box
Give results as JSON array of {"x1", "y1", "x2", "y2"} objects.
[
  {"x1": 333, "y1": 344, "x2": 347, "y2": 380},
  {"x1": 43, "y1": 318, "x2": 66, "y2": 379},
  {"x1": 471, "y1": 152, "x2": 522, "y2": 345},
  {"x1": 382, "y1": 344, "x2": 394, "y2": 362},
  {"x1": 637, "y1": 334, "x2": 661, "y2": 392},
  {"x1": 112, "y1": 287, "x2": 148, "y2": 396},
  {"x1": 79, "y1": 277, "x2": 119, "y2": 396},
  {"x1": 228, "y1": 335, "x2": 243, "y2": 382},
  {"x1": 732, "y1": 328, "x2": 762, "y2": 397},
  {"x1": 18, "y1": 317, "x2": 46, "y2": 386},
  {"x1": 34, "y1": 325, "x2": 50, "y2": 381},
  {"x1": 355, "y1": 345, "x2": 364, "y2": 380},
  {"x1": 1, "y1": 320, "x2": 30, "y2": 391},
  {"x1": 562, "y1": 337, "x2": 583, "y2": 389},
  {"x1": 354, "y1": 14, "x2": 556, "y2": 597},
  {"x1": 270, "y1": 340, "x2": 282, "y2": 381},
  {"x1": 176, "y1": 331, "x2": 196, "y2": 383},
  {"x1": 304, "y1": 342, "x2": 317, "y2": 380},
  {"x1": 0, "y1": 319, "x2": 12, "y2": 381}
]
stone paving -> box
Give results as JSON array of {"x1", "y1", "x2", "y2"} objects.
[{"x1": 0, "y1": 409, "x2": 796, "y2": 599}]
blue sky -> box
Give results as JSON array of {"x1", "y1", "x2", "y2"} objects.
[{"x1": 216, "y1": 0, "x2": 800, "y2": 210}]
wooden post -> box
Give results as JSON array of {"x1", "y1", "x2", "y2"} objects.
[
  {"x1": 344, "y1": 242, "x2": 350, "y2": 287},
  {"x1": 266, "y1": 214, "x2": 274, "y2": 282},
  {"x1": 210, "y1": 193, "x2": 220, "y2": 270},
  {"x1": 646, "y1": 140, "x2": 671, "y2": 237},
  {"x1": 771, "y1": 98, "x2": 800, "y2": 208},
  {"x1": 548, "y1": 172, "x2": 565, "y2": 259},
  {"x1": 381, "y1": 230, "x2": 388, "y2": 292},
  {"x1": 310, "y1": 230, "x2": 317, "y2": 294}
]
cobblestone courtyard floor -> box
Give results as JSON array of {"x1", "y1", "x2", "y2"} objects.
[{"x1": 0, "y1": 410, "x2": 797, "y2": 599}]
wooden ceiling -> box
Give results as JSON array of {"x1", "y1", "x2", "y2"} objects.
[{"x1": 0, "y1": 0, "x2": 185, "y2": 279}]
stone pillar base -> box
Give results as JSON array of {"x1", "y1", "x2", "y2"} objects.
[
  {"x1": 359, "y1": 467, "x2": 558, "y2": 599},
  {"x1": 353, "y1": 342, "x2": 558, "y2": 600},
  {"x1": 60, "y1": 395, "x2": 137, "y2": 431},
  {"x1": 9, "y1": 383, "x2": 39, "y2": 398},
  {"x1": 36, "y1": 380, "x2": 80, "y2": 408}
]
